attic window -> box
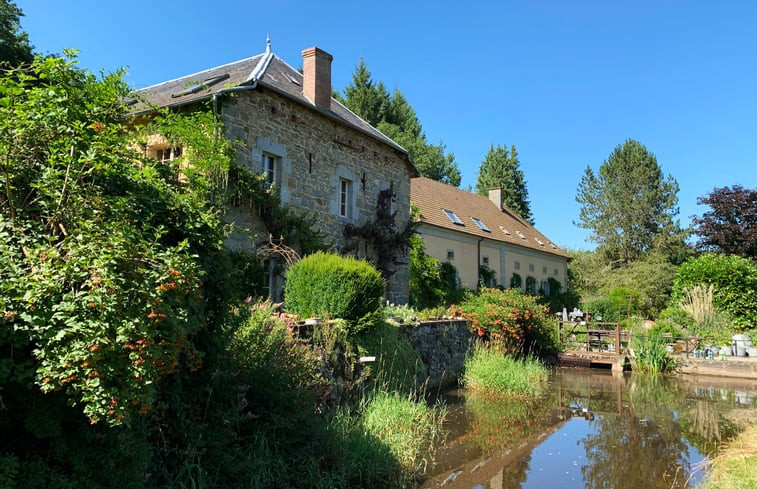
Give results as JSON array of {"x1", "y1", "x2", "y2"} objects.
[
  {"x1": 516, "y1": 230, "x2": 526, "y2": 240},
  {"x1": 171, "y1": 73, "x2": 230, "y2": 98},
  {"x1": 549, "y1": 242, "x2": 558, "y2": 249},
  {"x1": 535, "y1": 238, "x2": 545, "y2": 246},
  {"x1": 471, "y1": 217, "x2": 490, "y2": 232},
  {"x1": 152, "y1": 145, "x2": 183, "y2": 163},
  {"x1": 443, "y1": 209, "x2": 464, "y2": 226},
  {"x1": 499, "y1": 226, "x2": 511, "y2": 236}
]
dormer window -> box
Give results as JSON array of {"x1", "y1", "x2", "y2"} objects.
[
  {"x1": 471, "y1": 217, "x2": 490, "y2": 232},
  {"x1": 443, "y1": 209, "x2": 464, "y2": 225}
]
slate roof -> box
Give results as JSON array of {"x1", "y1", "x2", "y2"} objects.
[
  {"x1": 131, "y1": 44, "x2": 414, "y2": 167},
  {"x1": 411, "y1": 177, "x2": 570, "y2": 258}
]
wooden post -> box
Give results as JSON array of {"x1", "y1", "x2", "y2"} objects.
[{"x1": 615, "y1": 322, "x2": 621, "y2": 356}]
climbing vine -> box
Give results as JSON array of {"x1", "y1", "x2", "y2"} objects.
[{"x1": 343, "y1": 183, "x2": 416, "y2": 280}]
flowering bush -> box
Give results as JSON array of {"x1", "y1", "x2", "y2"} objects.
[{"x1": 449, "y1": 288, "x2": 557, "y2": 356}]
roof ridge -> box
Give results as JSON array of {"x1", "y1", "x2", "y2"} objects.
[{"x1": 135, "y1": 54, "x2": 264, "y2": 92}]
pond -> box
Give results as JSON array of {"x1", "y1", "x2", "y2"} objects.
[{"x1": 421, "y1": 368, "x2": 757, "y2": 489}]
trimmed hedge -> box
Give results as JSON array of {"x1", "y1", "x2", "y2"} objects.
[{"x1": 285, "y1": 252, "x2": 384, "y2": 331}]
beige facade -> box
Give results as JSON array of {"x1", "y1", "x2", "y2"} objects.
[{"x1": 411, "y1": 177, "x2": 570, "y2": 295}]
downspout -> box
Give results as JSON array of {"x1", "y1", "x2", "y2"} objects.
[{"x1": 476, "y1": 237, "x2": 484, "y2": 291}]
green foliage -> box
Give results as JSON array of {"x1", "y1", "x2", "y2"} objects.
[
  {"x1": 338, "y1": 60, "x2": 461, "y2": 186},
  {"x1": 475, "y1": 144, "x2": 533, "y2": 223},
  {"x1": 450, "y1": 288, "x2": 557, "y2": 356},
  {"x1": 576, "y1": 138, "x2": 684, "y2": 264},
  {"x1": 630, "y1": 328, "x2": 677, "y2": 374},
  {"x1": 671, "y1": 253, "x2": 757, "y2": 330},
  {"x1": 355, "y1": 320, "x2": 423, "y2": 394},
  {"x1": 409, "y1": 234, "x2": 464, "y2": 308},
  {"x1": 0, "y1": 0, "x2": 33, "y2": 67},
  {"x1": 510, "y1": 272, "x2": 522, "y2": 289},
  {"x1": 462, "y1": 342, "x2": 547, "y2": 396},
  {"x1": 284, "y1": 251, "x2": 384, "y2": 332}
]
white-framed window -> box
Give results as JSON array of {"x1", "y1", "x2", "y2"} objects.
[
  {"x1": 529, "y1": 263, "x2": 535, "y2": 272},
  {"x1": 338, "y1": 178, "x2": 353, "y2": 218},
  {"x1": 153, "y1": 145, "x2": 182, "y2": 163},
  {"x1": 514, "y1": 261, "x2": 520, "y2": 270},
  {"x1": 482, "y1": 256, "x2": 489, "y2": 265},
  {"x1": 447, "y1": 249, "x2": 455, "y2": 261},
  {"x1": 543, "y1": 266, "x2": 548, "y2": 275},
  {"x1": 261, "y1": 153, "x2": 276, "y2": 186},
  {"x1": 554, "y1": 268, "x2": 559, "y2": 276}
]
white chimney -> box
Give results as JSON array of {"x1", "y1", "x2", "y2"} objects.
[{"x1": 488, "y1": 188, "x2": 503, "y2": 209}]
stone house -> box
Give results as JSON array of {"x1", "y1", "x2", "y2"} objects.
[
  {"x1": 411, "y1": 177, "x2": 570, "y2": 293},
  {"x1": 134, "y1": 41, "x2": 418, "y2": 303}
]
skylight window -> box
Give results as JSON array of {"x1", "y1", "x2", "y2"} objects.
[
  {"x1": 535, "y1": 238, "x2": 545, "y2": 246},
  {"x1": 471, "y1": 217, "x2": 490, "y2": 232},
  {"x1": 443, "y1": 209, "x2": 464, "y2": 225},
  {"x1": 499, "y1": 226, "x2": 511, "y2": 236},
  {"x1": 171, "y1": 73, "x2": 230, "y2": 98},
  {"x1": 516, "y1": 230, "x2": 526, "y2": 240}
]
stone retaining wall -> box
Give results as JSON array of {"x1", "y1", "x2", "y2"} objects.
[{"x1": 399, "y1": 319, "x2": 474, "y2": 391}]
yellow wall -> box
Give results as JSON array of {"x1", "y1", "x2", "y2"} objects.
[{"x1": 418, "y1": 226, "x2": 569, "y2": 293}]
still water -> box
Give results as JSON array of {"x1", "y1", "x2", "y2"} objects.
[{"x1": 421, "y1": 368, "x2": 757, "y2": 489}]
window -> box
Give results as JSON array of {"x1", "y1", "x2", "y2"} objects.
[
  {"x1": 471, "y1": 217, "x2": 490, "y2": 232},
  {"x1": 482, "y1": 256, "x2": 489, "y2": 265},
  {"x1": 554, "y1": 268, "x2": 559, "y2": 277},
  {"x1": 443, "y1": 209, "x2": 464, "y2": 225},
  {"x1": 529, "y1": 263, "x2": 535, "y2": 272},
  {"x1": 540, "y1": 280, "x2": 549, "y2": 296},
  {"x1": 516, "y1": 230, "x2": 526, "y2": 240},
  {"x1": 499, "y1": 226, "x2": 511, "y2": 236},
  {"x1": 543, "y1": 266, "x2": 548, "y2": 275},
  {"x1": 154, "y1": 145, "x2": 182, "y2": 163},
  {"x1": 261, "y1": 153, "x2": 276, "y2": 186},
  {"x1": 338, "y1": 178, "x2": 353, "y2": 218},
  {"x1": 514, "y1": 261, "x2": 520, "y2": 271},
  {"x1": 447, "y1": 250, "x2": 455, "y2": 261}
]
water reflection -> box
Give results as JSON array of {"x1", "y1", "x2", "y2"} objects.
[{"x1": 421, "y1": 369, "x2": 757, "y2": 489}]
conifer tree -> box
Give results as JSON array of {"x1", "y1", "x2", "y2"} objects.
[{"x1": 475, "y1": 144, "x2": 533, "y2": 223}]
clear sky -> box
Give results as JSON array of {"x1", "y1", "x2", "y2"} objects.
[{"x1": 17, "y1": 0, "x2": 757, "y2": 251}]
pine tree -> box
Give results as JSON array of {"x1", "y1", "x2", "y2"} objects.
[
  {"x1": 475, "y1": 144, "x2": 533, "y2": 223},
  {"x1": 339, "y1": 60, "x2": 461, "y2": 186},
  {"x1": 576, "y1": 139, "x2": 683, "y2": 263},
  {"x1": 0, "y1": 0, "x2": 33, "y2": 67}
]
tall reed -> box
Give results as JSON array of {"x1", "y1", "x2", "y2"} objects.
[{"x1": 462, "y1": 342, "x2": 548, "y2": 396}]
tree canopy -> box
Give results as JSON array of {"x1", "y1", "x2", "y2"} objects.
[
  {"x1": 0, "y1": 0, "x2": 33, "y2": 66},
  {"x1": 692, "y1": 185, "x2": 756, "y2": 260},
  {"x1": 338, "y1": 59, "x2": 461, "y2": 186},
  {"x1": 475, "y1": 144, "x2": 533, "y2": 223},
  {"x1": 576, "y1": 139, "x2": 683, "y2": 264}
]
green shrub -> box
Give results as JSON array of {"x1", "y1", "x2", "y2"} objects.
[
  {"x1": 355, "y1": 321, "x2": 423, "y2": 395},
  {"x1": 285, "y1": 251, "x2": 384, "y2": 332},
  {"x1": 409, "y1": 235, "x2": 464, "y2": 308},
  {"x1": 462, "y1": 343, "x2": 548, "y2": 396},
  {"x1": 671, "y1": 253, "x2": 757, "y2": 329},
  {"x1": 630, "y1": 327, "x2": 677, "y2": 374},
  {"x1": 451, "y1": 288, "x2": 557, "y2": 356}
]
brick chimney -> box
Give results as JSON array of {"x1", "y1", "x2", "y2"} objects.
[
  {"x1": 302, "y1": 47, "x2": 333, "y2": 109},
  {"x1": 488, "y1": 188, "x2": 503, "y2": 209}
]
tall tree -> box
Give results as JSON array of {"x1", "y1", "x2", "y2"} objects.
[
  {"x1": 0, "y1": 0, "x2": 33, "y2": 66},
  {"x1": 338, "y1": 61, "x2": 461, "y2": 186},
  {"x1": 475, "y1": 144, "x2": 533, "y2": 223},
  {"x1": 576, "y1": 139, "x2": 682, "y2": 263},
  {"x1": 692, "y1": 185, "x2": 757, "y2": 260}
]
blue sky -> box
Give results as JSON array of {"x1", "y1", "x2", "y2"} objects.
[{"x1": 18, "y1": 1, "x2": 757, "y2": 251}]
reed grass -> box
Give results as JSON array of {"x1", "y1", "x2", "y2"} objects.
[
  {"x1": 698, "y1": 425, "x2": 757, "y2": 489},
  {"x1": 462, "y1": 343, "x2": 548, "y2": 396}
]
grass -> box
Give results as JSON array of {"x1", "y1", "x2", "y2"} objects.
[
  {"x1": 698, "y1": 424, "x2": 757, "y2": 489},
  {"x1": 630, "y1": 332, "x2": 677, "y2": 374},
  {"x1": 462, "y1": 342, "x2": 548, "y2": 396}
]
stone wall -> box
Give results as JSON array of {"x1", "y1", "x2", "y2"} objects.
[
  {"x1": 399, "y1": 320, "x2": 474, "y2": 391},
  {"x1": 221, "y1": 87, "x2": 412, "y2": 304}
]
